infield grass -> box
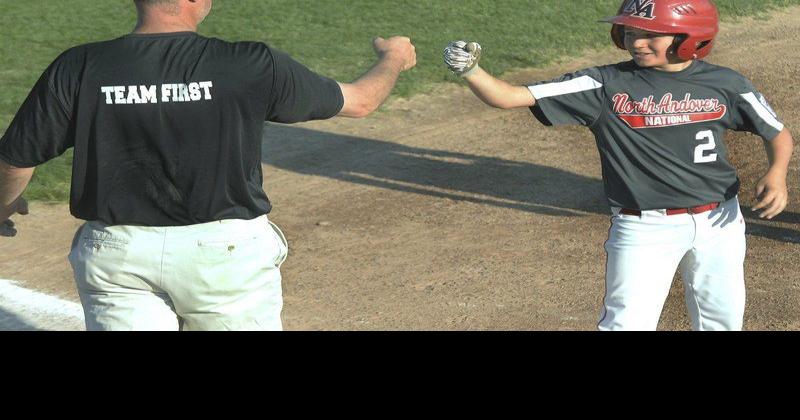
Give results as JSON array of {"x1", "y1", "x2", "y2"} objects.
[{"x1": 1, "y1": 0, "x2": 798, "y2": 201}]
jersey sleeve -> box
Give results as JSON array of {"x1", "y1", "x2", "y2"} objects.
[
  {"x1": 0, "y1": 54, "x2": 75, "y2": 167},
  {"x1": 265, "y1": 47, "x2": 344, "y2": 124},
  {"x1": 730, "y1": 77, "x2": 785, "y2": 140},
  {"x1": 527, "y1": 67, "x2": 605, "y2": 127}
]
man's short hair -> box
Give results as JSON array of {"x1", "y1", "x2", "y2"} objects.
[
  {"x1": 134, "y1": 0, "x2": 178, "y2": 7},
  {"x1": 134, "y1": 0, "x2": 179, "y2": 13}
]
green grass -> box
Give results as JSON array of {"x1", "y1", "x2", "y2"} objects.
[{"x1": 1, "y1": 0, "x2": 799, "y2": 201}]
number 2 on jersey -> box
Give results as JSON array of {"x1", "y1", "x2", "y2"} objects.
[{"x1": 694, "y1": 130, "x2": 718, "y2": 164}]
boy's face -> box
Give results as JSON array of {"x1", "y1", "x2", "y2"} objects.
[{"x1": 624, "y1": 27, "x2": 680, "y2": 68}]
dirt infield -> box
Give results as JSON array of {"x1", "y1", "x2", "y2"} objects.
[{"x1": 2, "y1": 7, "x2": 799, "y2": 330}]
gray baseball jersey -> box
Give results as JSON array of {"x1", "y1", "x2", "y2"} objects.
[{"x1": 527, "y1": 60, "x2": 785, "y2": 210}]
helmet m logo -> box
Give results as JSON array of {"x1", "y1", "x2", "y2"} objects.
[{"x1": 623, "y1": 0, "x2": 656, "y2": 19}]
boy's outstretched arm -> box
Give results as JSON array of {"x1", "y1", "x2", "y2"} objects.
[
  {"x1": 753, "y1": 127, "x2": 794, "y2": 219},
  {"x1": 463, "y1": 67, "x2": 536, "y2": 110},
  {"x1": 444, "y1": 41, "x2": 535, "y2": 110}
]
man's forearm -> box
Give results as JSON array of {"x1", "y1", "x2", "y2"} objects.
[
  {"x1": 0, "y1": 160, "x2": 34, "y2": 220},
  {"x1": 337, "y1": 36, "x2": 415, "y2": 118},
  {"x1": 348, "y1": 56, "x2": 405, "y2": 115}
]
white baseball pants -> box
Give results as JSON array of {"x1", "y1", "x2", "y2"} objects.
[
  {"x1": 69, "y1": 215, "x2": 288, "y2": 331},
  {"x1": 599, "y1": 197, "x2": 747, "y2": 331}
]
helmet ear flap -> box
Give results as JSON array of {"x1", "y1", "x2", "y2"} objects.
[
  {"x1": 675, "y1": 35, "x2": 715, "y2": 60},
  {"x1": 670, "y1": 34, "x2": 688, "y2": 57},
  {"x1": 611, "y1": 24, "x2": 626, "y2": 50}
]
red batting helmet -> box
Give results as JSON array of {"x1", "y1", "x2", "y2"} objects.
[{"x1": 605, "y1": 0, "x2": 720, "y2": 60}]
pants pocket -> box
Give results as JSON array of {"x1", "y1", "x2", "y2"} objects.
[
  {"x1": 70, "y1": 224, "x2": 134, "y2": 293},
  {"x1": 268, "y1": 220, "x2": 289, "y2": 268},
  {"x1": 68, "y1": 224, "x2": 86, "y2": 268}
]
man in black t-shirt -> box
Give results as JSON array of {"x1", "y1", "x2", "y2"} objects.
[{"x1": 0, "y1": 0, "x2": 416, "y2": 330}]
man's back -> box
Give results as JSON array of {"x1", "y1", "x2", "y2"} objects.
[{"x1": 1, "y1": 32, "x2": 343, "y2": 226}]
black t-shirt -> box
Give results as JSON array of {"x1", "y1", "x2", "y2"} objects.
[{"x1": 0, "y1": 32, "x2": 344, "y2": 226}]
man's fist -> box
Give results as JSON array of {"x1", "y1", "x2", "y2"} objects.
[{"x1": 374, "y1": 36, "x2": 417, "y2": 71}]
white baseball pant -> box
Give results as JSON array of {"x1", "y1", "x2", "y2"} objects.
[
  {"x1": 599, "y1": 196, "x2": 747, "y2": 331},
  {"x1": 68, "y1": 215, "x2": 288, "y2": 331}
]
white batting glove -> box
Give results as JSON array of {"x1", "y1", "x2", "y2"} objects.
[{"x1": 444, "y1": 41, "x2": 482, "y2": 77}]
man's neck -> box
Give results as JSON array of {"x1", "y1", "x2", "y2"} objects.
[{"x1": 133, "y1": 13, "x2": 197, "y2": 34}]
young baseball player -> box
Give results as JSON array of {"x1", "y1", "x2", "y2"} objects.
[{"x1": 444, "y1": 0, "x2": 794, "y2": 330}]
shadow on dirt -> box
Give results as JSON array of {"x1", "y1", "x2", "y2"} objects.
[
  {"x1": 262, "y1": 124, "x2": 607, "y2": 217},
  {"x1": 743, "y1": 210, "x2": 800, "y2": 244},
  {"x1": 262, "y1": 124, "x2": 800, "y2": 243}
]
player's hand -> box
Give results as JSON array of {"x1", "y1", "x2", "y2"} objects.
[
  {"x1": 752, "y1": 171, "x2": 788, "y2": 219},
  {"x1": 373, "y1": 36, "x2": 417, "y2": 72},
  {"x1": 0, "y1": 197, "x2": 29, "y2": 237},
  {"x1": 444, "y1": 41, "x2": 482, "y2": 77}
]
